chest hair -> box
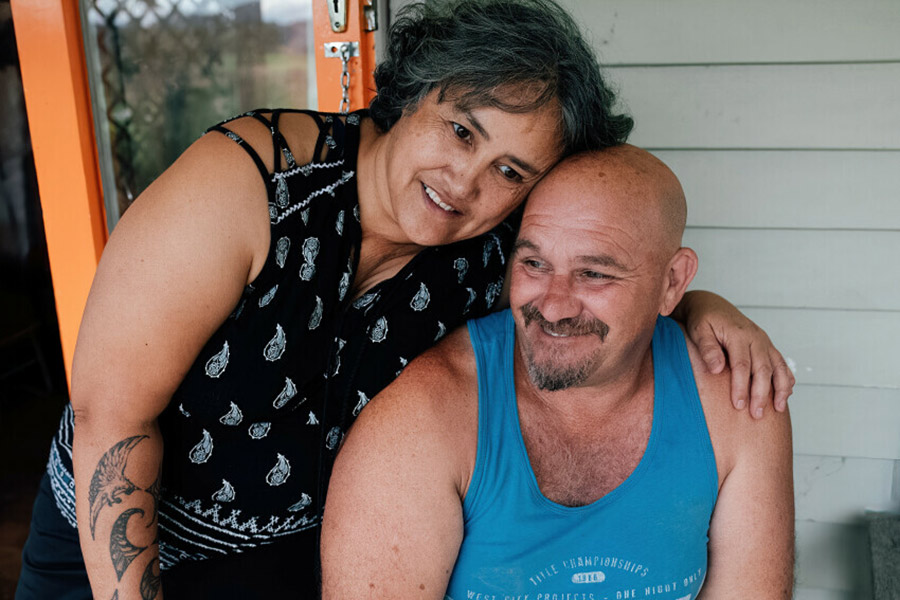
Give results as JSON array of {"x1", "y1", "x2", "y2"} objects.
[{"x1": 518, "y1": 396, "x2": 653, "y2": 507}]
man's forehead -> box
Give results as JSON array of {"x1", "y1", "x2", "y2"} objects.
[{"x1": 522, "y1": 146, "x2": 686, "y2": 255}]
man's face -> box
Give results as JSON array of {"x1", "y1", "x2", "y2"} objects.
[{"x1": 509, "y1": 155, "x2": 672, "y2": 392}]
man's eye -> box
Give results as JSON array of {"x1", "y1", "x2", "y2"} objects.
[
  {"x1": 584, "y1": 270, "x2": 611, "y2": 280},
  {"x1": 499, "y1": 165, "x2": 522, "y2": 181},
  {"x1": 452, "y1": 122, "x2": 471, "y2": 140}
]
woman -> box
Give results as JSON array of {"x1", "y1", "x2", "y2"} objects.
[{"x1": 17, "y1": 0, "x2": 792, "y2": 598}]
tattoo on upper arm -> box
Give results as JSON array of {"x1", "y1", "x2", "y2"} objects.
[
  {"x1": 111, "y1": 591, "x2": 119, "y2": 600},
  {"x1": 88, "y1": 435, "x2": 149, "y2": 539},
  {"x1": 109, "y1": 507, "x2": 149, "y2": 580},
  {"x1": 146, "y1": 467, "x2": 162, "y2": 529},
  {"x1": 141, "y1": 558, "x2": 162, "y2": 600}
]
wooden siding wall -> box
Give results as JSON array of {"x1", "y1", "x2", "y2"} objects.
[
  {"x1": 389, "y1": 0, "x2": 900, "y2": 596},
  {"x1": 555, "y1": 1, "x2": 900, "y2": 597}
]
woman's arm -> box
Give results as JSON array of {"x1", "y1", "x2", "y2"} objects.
[
  {"x1": 71, "y1": 130, "x2": 271, "y2": 599},
  {"x1": 672, "y1": 290, "x2": 795, "y2": 418}
]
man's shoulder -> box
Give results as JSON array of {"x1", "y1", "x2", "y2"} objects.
[
  {"x1": 344, "y1": 323, "x2": 480, "y2": 494},
  {"x1": 677, "y1": 322, "x2": 792, "y2": 482},
  {"x1": 676, "y1": 321, "x2": 732, "y2": 424},
  {"x1": 388, "y1": 323, "x2": 477, "y2": 402},
  {"x1": 353, "y1": 323, "x2": 478, "y2": 443}
]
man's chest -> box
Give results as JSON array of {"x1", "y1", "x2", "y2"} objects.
[{"x1": 519, "y1": 403, "x2": 653, "y2": 507}]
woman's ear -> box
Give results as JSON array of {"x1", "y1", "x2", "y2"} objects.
[{"x1": 659, "y1": 247, "x2": 699, "y2": 316}]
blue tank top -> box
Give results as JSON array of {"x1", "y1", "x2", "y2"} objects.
[{"x1": 446, "y1": 310, "x2": 718, "y2": 600}]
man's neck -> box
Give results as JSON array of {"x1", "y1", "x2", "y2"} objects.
[
  {"x1": 513, "y1": 337, "x2": 654, "y2": 425},
  {"x1": 512, "y1": 340, "x2": 656, "y2": 507}
]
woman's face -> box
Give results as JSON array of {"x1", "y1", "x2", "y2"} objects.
[{"x1": 381, "y1": 89, "x2": 564, "y2": 247}]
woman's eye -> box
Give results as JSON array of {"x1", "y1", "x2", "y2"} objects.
[
  {"x1": 499, "y1": 165, "x2": 522, "y2": 181},
  {"x1": 452, "y1": 122, "x2": 471, "y2": 140}
]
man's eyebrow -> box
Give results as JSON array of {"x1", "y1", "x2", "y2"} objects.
[
  {"x1": 463, "y1": 109, "x2": 539, "y2": 176},
  {"x1": 513, "y1": 239, "x2": 539, "y2": 253},
  {"x1": 577, "y1": 254, "x2": 631, "y2": 272}
]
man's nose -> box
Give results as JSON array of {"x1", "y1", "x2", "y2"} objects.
[{"x1": 537, "y1": 274, "x2": 582, "y2": 323}]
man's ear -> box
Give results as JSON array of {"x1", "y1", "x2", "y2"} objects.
[{"x1": 659, "y1": 247, "x2": 698, "y2": 316}]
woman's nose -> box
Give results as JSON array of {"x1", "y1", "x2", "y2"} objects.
[{"x1": 445, "y1": 157, "x2": 480, "y2": 203}]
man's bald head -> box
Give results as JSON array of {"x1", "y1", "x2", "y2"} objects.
[
  {"x1": 510, "y1": 145, "x2": 698, "y2": 391},
  {"x1": 526, "y1": 144, "x2": 687, "y2": 262}
]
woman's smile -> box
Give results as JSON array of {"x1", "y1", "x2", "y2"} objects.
[{"x1": 422, "y1": 183, "x2": 460, "y2": 214}]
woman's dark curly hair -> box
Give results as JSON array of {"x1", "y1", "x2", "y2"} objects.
[{"x1": 369, "y1": 0, "x2": 633, "y2": 155}]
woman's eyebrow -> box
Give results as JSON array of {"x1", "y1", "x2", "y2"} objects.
[
  {"x1": 462, "y1": 108, "x2": 539, "y2": 175},
  {"x1": 507, "y1": 156, "x2": 539, "y2": 175},
  {"x1": 461, "y1": 108, "x2": 490, "y2": 139}
]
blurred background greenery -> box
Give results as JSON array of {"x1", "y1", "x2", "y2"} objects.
[{"x1": 84, "y1": 0, "x2": 316, "y2": 225}]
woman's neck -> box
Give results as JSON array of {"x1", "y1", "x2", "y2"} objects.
[{"x1": 352, "y1": 117, "x2": 423, "y2": 299}]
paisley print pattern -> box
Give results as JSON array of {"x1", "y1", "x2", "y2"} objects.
[
  {"x1": 276, "y1": 177, "x2": 290, "y2": 207},
  {"x1": 309, "y1": 296, "x2": 324, "y2": 330},
  {"x1": 272, "y1": 377, "x2": 298, "y2": 409},
  {"x1": 410, "y1": 282, "x2": 430, "y2": 311},
  {"x1": 212, "y1": 479, "x2": 236, "y2": 502},
  {"x1": 219, "y1": 402, "x2": 243, "y2": 426},
  {"x1": 338, "y1": 271, "x2": 351, "y2": 302},
  {"x1": 325, "y1": 427, "x2": 343, "y2": 451},
  {"x1": 263, "y1": 324, "x2": 287, "y2": 361},
  {"x1": 288, "y1": 492, "x2": 312, "y2": 512},
  {"x1": 369, "y1": 316, "x2": 388, "y2": 343},
  {"x1": 266, "y1": 454, "x2": 291, "y2": 486},
  {"x1": 486, "y1": 279, "x2": 503, "y2": 308},
  {"x1": 258, "y1": 284, "x2": 278, "y2": 307},
  {"x1": 248, "y1": 422, "x2": 272, "y2": 440},
  {"x1": 204, "y1": 342, "x2": 229, "y2": 378},
  {"x1": 275, "y1": 236, "x2": 291, "y2": 268},
  {"x1": 454, "y1": 257, "x2": 469, "y2": 283},
  {"x1": 464, "y1": 288, "x2": 478, "y2": 314},
  {"x1": 299, "y1": 237, "x2": 320, "y2": 281},
  {"x1": 352, "y1": 391, "x2": 370, "y2": 417},
  {"x1": 189, "y1": 430, "x2": 214, "y2": 464},
  {"x1": 352, "y1": 291, "x2": 378, "y2": 312}
]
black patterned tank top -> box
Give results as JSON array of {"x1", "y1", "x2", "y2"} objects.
[{"x1": 46, "y1": 109, "x2": 517, "y2": 573}]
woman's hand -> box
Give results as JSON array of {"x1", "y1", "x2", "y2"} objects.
[{"x1": 674, "y1": 291, "x2": 795, "y2": 419}]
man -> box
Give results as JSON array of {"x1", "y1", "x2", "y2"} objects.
[{"x1": 321, "y1": 146, "x2": 794, "y2": 599}]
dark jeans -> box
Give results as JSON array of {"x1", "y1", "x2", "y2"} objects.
[
  {"x1": 16, "y1": 473, "x2": 91, "y2": 599},
  {"x1": 16, "y1": 473, "x2": 322, "y2": 599}
]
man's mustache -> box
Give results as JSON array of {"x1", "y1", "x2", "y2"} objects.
[{"x1": 520, "y1": 302, "x2": 610, "y2": 341}]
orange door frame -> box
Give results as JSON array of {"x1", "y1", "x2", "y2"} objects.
[
  {"x1": 11, "y1": 1, "x2": 378, "y2": 386},
  {"x1": 10, "y1": 0, "x2": 107, "y2": 386}
]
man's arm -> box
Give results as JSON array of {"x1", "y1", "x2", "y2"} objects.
[
  {"x1": 321, "y1": 330, "x2": 478, "y2": 599},
  {"x1": 687, "y1": 335, "x2": 795, "y2": 598},
  {"x1": 699, "y1": 414, "x2": 794, "y2": 598}
]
